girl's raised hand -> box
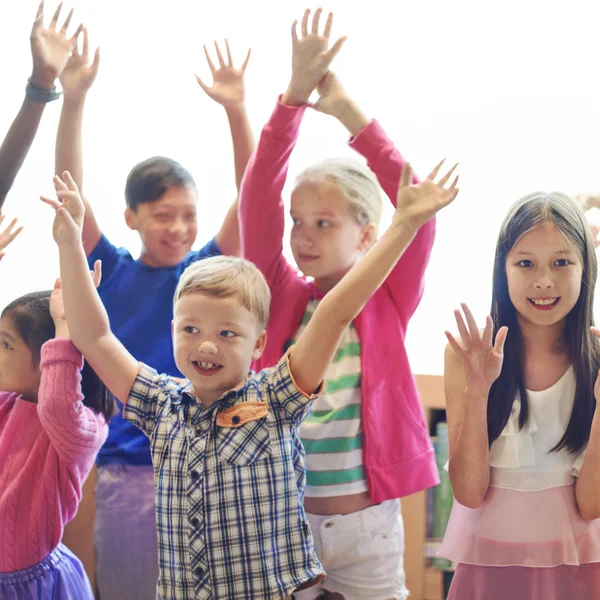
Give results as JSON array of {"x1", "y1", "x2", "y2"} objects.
[
  {"x1": 195, "y1": 40, "x2": 250, "y2": 108},
  {"x1": 283, "y1": 8, "x2": 346, "y2": 106},
  {"x1": 311, "y1": 71, "x2": 348, "y2": 116},
  {"x1": 446, "y1": 304, "x2": 508, "y2": 395},
  {"x1": 59, "y1": 26, "x2": 100, "y2": 100},
  {"x1": 50, "y1": 260, "x2": 101, "y2": 332},
  {"x1": 392, "y1": 161, "x2": 459, "y2": 230},
  {"x1": 0, "y1": 216, "x2": 24, "y2": 261},
  {"x1": 30, "y1": 2, "x2": 82, "y2": 89},
  {"x1": 40, "y1": 171, "x2": 85, "y2": 245}
]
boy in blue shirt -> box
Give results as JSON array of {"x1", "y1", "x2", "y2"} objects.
[{"x1": 55, "y1": 33, "x2": 254, "y2": 599}]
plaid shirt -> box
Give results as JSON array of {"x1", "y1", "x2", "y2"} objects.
[{"x1": 124, "y1": 353, "x2": 325, "y2": 599}]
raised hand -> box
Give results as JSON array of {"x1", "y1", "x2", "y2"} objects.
[
  {"x1": 30, "y1": 2, "x2": 81, "y2": 89},
  {"x1": 446, "y1": 304, "x2": 508, "y2": 395},
  {"x1": 59, "y1": 26, "x2": 100, "y2": 100},
  {"x1": 392, "y1": 161, "x2": 459, "y2": 230},
  {"x1": 0, "y1": 216, "x2": 23, "y2": 261},
  {"x1": 49, "y1": 260, "x2": 101, "y2": 326},
  {"x1": 195, "y1": 40, "x2": 250, "y2": 108},
  {"x1": 311, "y1": 71, "x2": 348, "y2": 115},
  {"x1": 282, "y1": 8, "x2": 346, "y2": 106},
  {"x1": 40, "y1": 171, "x2": 85, "y2": 245}
]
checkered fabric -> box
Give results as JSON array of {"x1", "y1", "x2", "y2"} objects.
[{"x1": 124, "y1": 354, "x2": 325, "y2": 599}]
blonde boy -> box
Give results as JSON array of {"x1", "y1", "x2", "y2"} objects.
[{"x1": 43, "y1": 162, "x2": 458, "y2": 599}]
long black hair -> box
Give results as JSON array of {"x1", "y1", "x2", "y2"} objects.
[
  {"x1": 488, "y1": 191, "x2": 600, "y2": 454},
  {"x1": 2, "y1": 291, "x2": 114, "y2": 423}
]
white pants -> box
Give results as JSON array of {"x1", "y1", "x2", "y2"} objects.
[
  {"x1": 95, "y1": 464, "x2": 159, "y2": 600},
  {"x1": 294, "y1": 499, "x2": 409, "y2": 600}
]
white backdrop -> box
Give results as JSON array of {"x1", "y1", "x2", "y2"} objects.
[{"x1": 2, "y1": 0, "x2": 600, "y2": 374}]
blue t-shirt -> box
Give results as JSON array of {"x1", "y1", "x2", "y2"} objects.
[{"x1": 88, "y1": 234, "x2": 221, "y2": 465}]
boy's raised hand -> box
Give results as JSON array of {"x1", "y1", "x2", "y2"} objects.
[
  {"x1": 393, "y1": 161, "x2": 459, "y2": 230},
  {"x1": 0, "y1": 216, "x2": 23, "y2": 261},
  {"x1": 195, "y1": 40, "x2": 250, "y2": 108},
  {"x1": 30, "y1": 1, "x2": 82, "y2": 89},
  {"x1": 40, "y1": 171, "x2": 85, "y2": 245},
  {"x1": 59, "y1": 26, "x2": 100, "y2": 100},
  {"x1": 282, "y1": 8, "x2": 346, "y2": 106}
]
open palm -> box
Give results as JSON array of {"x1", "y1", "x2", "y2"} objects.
[
  {"x1": 60, "y1": 27, "x2": 100, "y2": 97},
  {"x1": 446, "y1": 304, "x2": 508, "y2": 394},
  {"x1": 30, "y1": 3, "x2": 80, "y2": 86},
  {"x1": 195, "y1": 40, "x2": 250, "y2": 107}
]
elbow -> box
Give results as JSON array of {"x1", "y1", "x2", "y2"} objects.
[
  {"x1": 453, "y1": 490, "x2": 486, "y2": 510},
  {"x1": 577, "y1": 499, "x2": 600, "y2": 521},
  {"x1": 449, "y1": 467, "x2": 489, "y2": 509}
]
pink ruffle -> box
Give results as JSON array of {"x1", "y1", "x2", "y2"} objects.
[
  {"x1": 447, "y1": 562, "x2": 600, "y2": 600},
  {"x1": 439, "y1": 483, "x2": 600, "y2": 567}
]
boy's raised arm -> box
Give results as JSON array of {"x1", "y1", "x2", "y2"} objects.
[
  {"x1": 0, "y1": 2, "x2": 79, "y2": 211},
  {"x1": 42, "y1": 172, "x2": 139, "y2": 403},
  {"x1": 55, "y1": 26, "x2": 101, "y2": 256},
  {"x1": 289, "y1": 162, "x2": 459, "y2": 395},
  {"x1": 195, "y1": 40, "x2": 254, "y2": 257}
]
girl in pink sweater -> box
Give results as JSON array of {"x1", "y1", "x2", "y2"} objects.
[
  {"x1": 0, "y1": 237, "x2": 111, "y2": 599},
  {"x1": 239, "y1": 9, "x2": 446, "y2": 600}
]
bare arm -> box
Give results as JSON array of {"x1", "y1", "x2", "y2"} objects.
[
  {"x1": 444, "y1": 305, "x2": 508, "y2": 508},
  {"x1": 1, "y1": 2, "x2": 80, "y2": 211},
  {"x1": 55, "y1": 27, "x2": 101, "y2": 256},
  {"x1": 195, "y1": 41, "x2": 254, "y2": 257},
  {"x1": 290, "y1": 162, "x2": 458, "y2": 395},
  {"x1": 42, "y1": 174, "x2": 139, "y2": 403}
]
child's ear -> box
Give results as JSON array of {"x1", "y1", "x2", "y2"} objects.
[
  {"x1": 124, "y1": 208, "x2": 137, "y2": 231},
  {"x1": 359, "y1": 223, "x2": 377, "y2": 252},
  {"x1": 252, "y1": 329, "x2": 268, "y2": 360}
]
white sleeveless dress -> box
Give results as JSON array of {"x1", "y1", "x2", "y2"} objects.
[{"x1": 439, "y1": 367, "x2": 600, "y2": 599}]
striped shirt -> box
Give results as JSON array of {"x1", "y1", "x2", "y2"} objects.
[
  {"x1": 287, "y1": 299, "x2": 367, "y2": 498},
  {"x1": 123, "y1": 353, "x2": 325, "y2": 599}
]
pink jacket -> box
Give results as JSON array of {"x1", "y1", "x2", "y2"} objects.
[
  {"x1": 239, "y1": 99, "x2": 440, "y2": 502},
  {"x1": 0, "y1": 339, "x2": 108, "y2": 571}
]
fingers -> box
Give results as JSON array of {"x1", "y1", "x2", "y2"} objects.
[
  {"x1": 460, "y1": 302, "x2": 480, "y2": 340},
  {"x1": 53, "y1": 277, "x2": 62, "y2": 290},
  {"x1": 82, "y1": 26, "x2": 89, "y2": 59},
  {"x1": 301, "y1": 8, "x2": 310, "y2": 37},
  {"x1": 40, "y1": 195, "x2": 62, "y2": 210},
  {"x1": 224, "y1": 39, "x2": 233, "y2": 66},
  {"x1": 311, "y1": 8, "x2": 323, "y2": 34},
  {"x1": 214, "y1": 40, "x2": 226, "y2": 68},
  {"x1": 591, "y1": 326, "x2": 600, "y2": 339},
  {"x1": 92, "y1": 259, "x2": 102, "y2": 287},
  {"x1": 53, "y1": 174, "x2": 68, "y2": 192},
  {"x1": 445, "y1": 330, "x2": 465, "y2": 358},
  {"x1": 454, "y1": 307, "x2": 470, "y2": 345},
  {"x1": 291, "y1": 20, "x2": 298, "y2": 44},
  {"x1": 323, "y1": 35, "x2": 347, "y2": 68},
  {"x1": 92, "y1": 47, "x2": 101, "y2": 70},
  {"x1": 49, "y1": 2, "x2": 63, "y2": 30},
  {"x1": 494, "y1": 326, "x2": 509, "y2": 354},
  {"x1": 399, "y1": 163, "x2": 413, "y2": 188},
  {"x1": 69, "y1": 22, "x2": 83, "y2": 44},
  {"x1": 194, "y1": 74, "x2": 210, "y2": 94},
  {"x1": 481, "y1": 315, "x2": 493, "y2": 345},
  {"x1": 437, "y1": 163, "x2": 459, "y2": 187},
  {"x1": 203, "y1": 44, "x2": 216, "y2": 74},
  {"x1": 241, "y1": 47, "x2": 251, "y2": 72},
  {"x1": 60, "y1": 7, "x2": 73, "y2": 32},
  {"x1": 62, "y1": 171, "x2": 80, "y2": 193},
  {"x1": 426, "y1": 159, "x2": 446, "y2": 181},
  {"x1": 323, "y1": 11, "x2": 333, "y2": 38},
  {"x1": 31, "y1": 1, "x2": 44, "y2": 35}
]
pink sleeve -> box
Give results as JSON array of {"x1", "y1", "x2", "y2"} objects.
[
  {"x1": 239, "y1": 98, "x2": 308, "y2": 291},
  {"x1": 350, "y1": 120, "x2": 436, "y2": 326},
  {"x1": 37, "y1": 339, "x2": 108, "y2": 471}
]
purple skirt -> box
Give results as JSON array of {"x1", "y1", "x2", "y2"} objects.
[{"x1": 0, "y1": 543, "x2": 94, "y2": 600}]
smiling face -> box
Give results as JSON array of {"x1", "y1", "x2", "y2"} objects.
[
  {"x1": 505, "y1": 222, "x2": 584, "y2": 330},
  {"x1": 0, "y1": 314, "x2": 41, "y2": 402},
  {"x1": 290, "y1": 178, "x2": 376, "y2": 293},
  {"x1": 125, "y1": 186, "x2": 198, "y2": 268},
  {"x1": 172, "y1": 292, "x2": 267, "y2": 407}
]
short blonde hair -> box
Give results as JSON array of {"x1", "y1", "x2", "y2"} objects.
[
  {"x1": 295, "y1": 157, "x2": 383, "y2": 233},
  {"x1": 175, "y1": 256, "x2": 271, "y2": 330}
]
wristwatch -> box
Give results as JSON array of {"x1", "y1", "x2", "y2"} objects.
[{"x1": 25, "y1": 79, "x2": 62, "y2": 103}]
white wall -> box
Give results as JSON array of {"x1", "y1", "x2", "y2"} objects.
[{"x1": 2, "y1": 0, "x2": 600, "y2": 374}]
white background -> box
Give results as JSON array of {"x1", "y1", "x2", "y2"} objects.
[{"x1": 2, "y1": 0, "x2": 600, "y2": 374}]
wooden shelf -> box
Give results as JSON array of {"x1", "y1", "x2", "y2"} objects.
[{"x1": 402, "y1": 374, "x2": 446, "y2": 600}]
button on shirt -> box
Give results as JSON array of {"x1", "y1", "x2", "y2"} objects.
[{"x1": 124, "y1": 353, "x2": 325, "y2": 599}]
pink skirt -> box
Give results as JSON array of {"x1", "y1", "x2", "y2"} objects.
[
  {"x1": 447, "y1": 563, "x2": 600, "y2": 600},
  {"x1": 439, "y1": 483, "x2": 600, "y2": 567}
]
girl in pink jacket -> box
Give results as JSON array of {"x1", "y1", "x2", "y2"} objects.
[
  {"x1": 239, "y1": 9, "x2": 444, "y2": 600},
  {"x1": 0, "y1": 229, "x2": 111, "y2": 600}
]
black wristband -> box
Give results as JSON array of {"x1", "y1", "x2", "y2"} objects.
[{"x1": 25, "y1": 79, "x2": 61, "y2": 103}]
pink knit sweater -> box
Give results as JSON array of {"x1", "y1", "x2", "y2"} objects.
[{"x1": 0, "y1": 338, "x2": 108, "y2": 572}]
